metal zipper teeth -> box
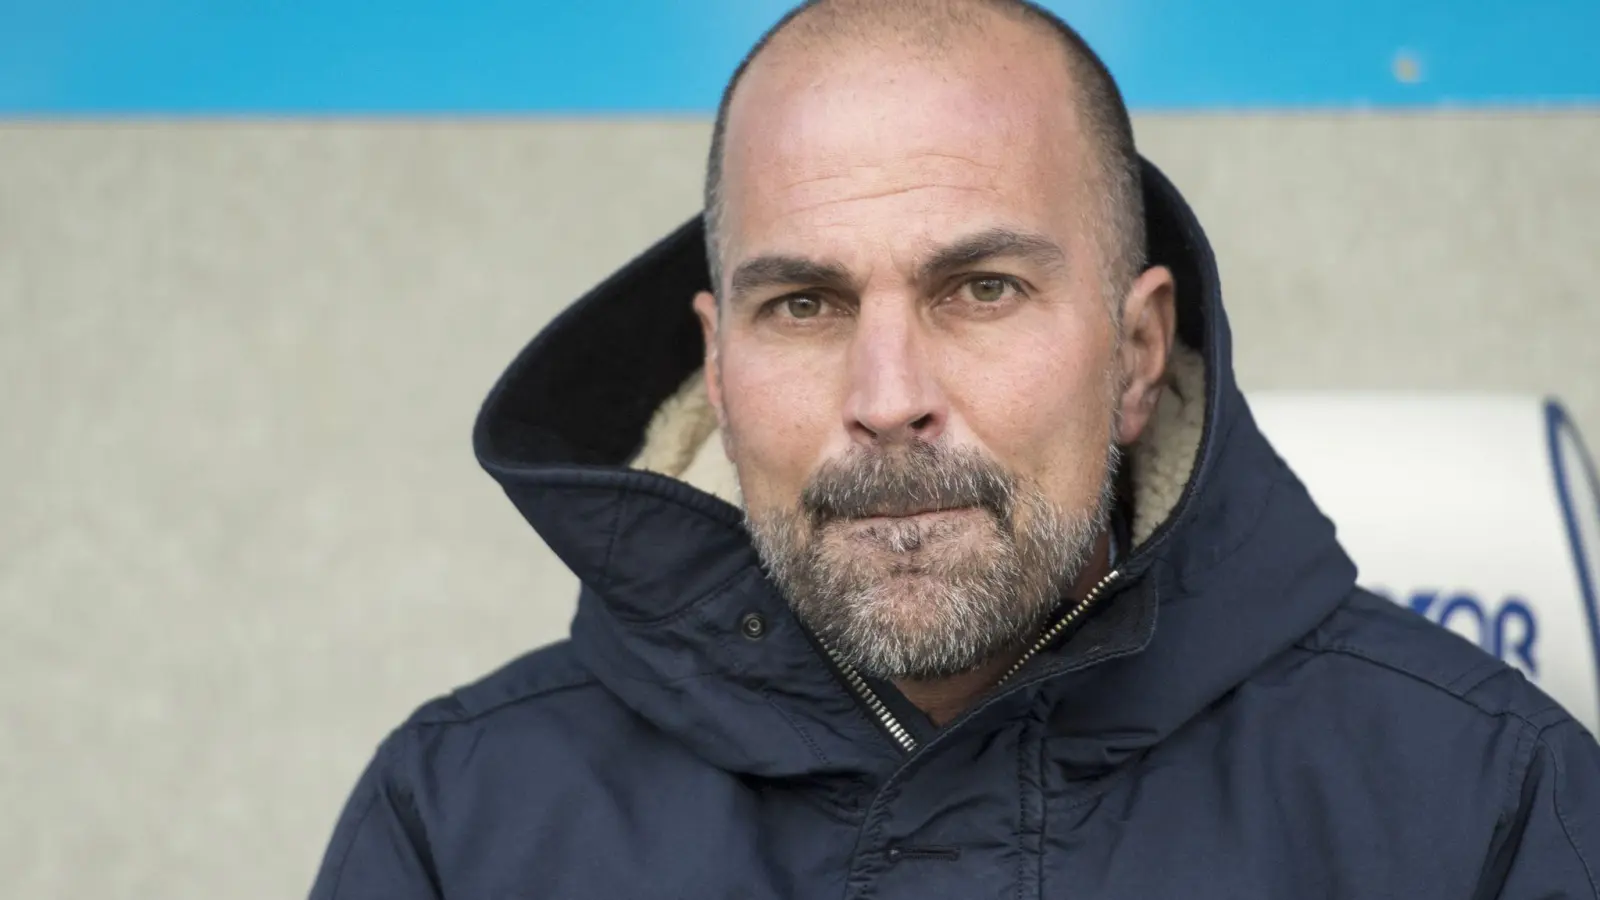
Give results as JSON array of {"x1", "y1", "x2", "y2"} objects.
[
  {"x1": 820, "y1": 641, "x2": 921, "y2": 754},
  {"x1": 996, "y1": 568, "x2": 1123, "y2": 688},
  {"x1": 822, "y1": 568, "x2": 1123, "y2": 756}
]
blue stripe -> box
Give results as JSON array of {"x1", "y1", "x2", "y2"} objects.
[{"x1": 2, "y1": 0, "x2": 1597, "y2": 114}]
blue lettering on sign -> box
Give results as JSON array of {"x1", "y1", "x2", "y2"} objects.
[{"x1": 1373, "y1": 588, "x2": 1538, "y2": 676}]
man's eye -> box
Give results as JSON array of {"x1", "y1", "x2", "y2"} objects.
[
  {"x1": 964, "y1": 277, "x2": 1014, "y2": 304},
  {"x1": 782, "y1": 295, "x2": 825, "y2": 319}
]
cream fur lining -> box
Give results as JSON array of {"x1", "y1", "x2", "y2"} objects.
[{"x1": 633, "y1": 344, "x2": 1206, "y2": 551}]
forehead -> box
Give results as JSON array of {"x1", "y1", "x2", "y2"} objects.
[{"x1": 720, "y1": 24, "x2": 1092, "y2": 259}]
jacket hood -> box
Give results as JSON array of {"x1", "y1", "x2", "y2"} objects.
[{"x1": 474, "y1": 158, "x2": 1358, "y2": 778}]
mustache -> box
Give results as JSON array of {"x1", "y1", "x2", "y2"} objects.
[{"x1": 801, "y1": 442, "x2": 1017, "y2": 524}]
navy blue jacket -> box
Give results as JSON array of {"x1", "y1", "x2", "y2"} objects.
[{"x1": 311, "y1": 160, "x2": 1600, "y2": 899}]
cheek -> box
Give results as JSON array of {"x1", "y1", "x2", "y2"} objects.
[
  {"x1": 718, "y1": 343, "x2": 843, "y2": 506},
  {"x1": 946, "y1": 315, "x2": 1118, "y2": 490}
]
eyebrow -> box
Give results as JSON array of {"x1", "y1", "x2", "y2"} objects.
[
  {"x1": 728, "y1": 255, "x2": 857, "y2": 307},
  {"x1": 724, "y1": 227, "x2": 1067, "y2": 306},
  {"x1": 914, "y1": 227, "x2": 1067, "y2": 288}
]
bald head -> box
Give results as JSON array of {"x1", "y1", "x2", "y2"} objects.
[{"x1": 704, "y1": 0, "x2": 1145, "y2": 301}]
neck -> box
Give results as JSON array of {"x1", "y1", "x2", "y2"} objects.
[{"x1": 894, "y1": 530, "x2": 1114, "y2": 726}]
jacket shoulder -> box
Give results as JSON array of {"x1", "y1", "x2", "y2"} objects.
[
  {"x1": 401, "y1": 639, "x2": 602, "y2": 731},
  {"x1": 1296, "y1": 588, "x2": 1574, "y2": 730}
]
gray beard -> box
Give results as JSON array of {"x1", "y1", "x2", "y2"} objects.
[{"x1": 745, "y1": 440, "x2": 1121, "y2": 682}]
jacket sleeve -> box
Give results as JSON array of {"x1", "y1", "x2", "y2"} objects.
[
  {"x1": 309, "y1": 732, "x2": 442, "y2": 900},
  {"x1": 1483, "y1": 717, "x2": 1600, "y2": 899}
]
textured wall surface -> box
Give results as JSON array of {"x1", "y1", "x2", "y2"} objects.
[{"x1": 2, "y1": 114, "x2": 1596, "y2": 899}]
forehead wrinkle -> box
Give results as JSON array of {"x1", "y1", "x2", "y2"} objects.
[
  {"x1": 902, "y1": 150, "x2": 1002, "y2": 171},
  {"x1": 784, "y1": 182, "x2": 1000, "y2": 218},
  {"x1": 757, "y1": 153, "x2": 1011, "y2": 229},
  {"x1": 771, "y1": 148, "x2": 1006, "y2": 192}
]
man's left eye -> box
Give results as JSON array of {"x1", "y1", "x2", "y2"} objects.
[{"x1": 964, "y1": 277, "x2": 1014, "y2": 303}]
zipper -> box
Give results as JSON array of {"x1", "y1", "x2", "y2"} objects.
[
  {"x1": 819, "y1": 567, "x2": 1123, "y2": 755},
  {"x1": 818, "y1": 637, "x2": 921, "y2": 754},
  {"x1": 995, "y1": 568, "x2": 1122, "y2": 687}
]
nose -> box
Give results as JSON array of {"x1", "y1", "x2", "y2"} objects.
[{"x1": 843, "y1": 302, "x2": 947, "y2": 446}]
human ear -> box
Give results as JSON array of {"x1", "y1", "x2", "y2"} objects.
[
  {"x1": 1113, "y1": 266, "x2": 1178, "y2": 445},
  {"x1": 692, "y1": 290, "x2": 726, "y2": 427}
]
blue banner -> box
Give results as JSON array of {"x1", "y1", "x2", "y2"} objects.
[{"x1": 3, "y1": 0, "x2": 1597, "y2": 114}]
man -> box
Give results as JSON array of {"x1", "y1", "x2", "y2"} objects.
[{"x1": 311, "y1": 1, "x2": 1600, "y2": 897}]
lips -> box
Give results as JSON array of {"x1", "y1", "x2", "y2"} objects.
[{"x1": 831, "y1": 507, "x2": 985, "y2": 553}]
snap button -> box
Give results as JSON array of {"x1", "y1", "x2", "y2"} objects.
[
  {"x1": 886, "y1": 846, "x2": 903, "y2": 863},
  {"x1": 739, "y1": 612, "x2": 767, "y2": 640}
]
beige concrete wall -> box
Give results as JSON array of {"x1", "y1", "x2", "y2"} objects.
[{"x1": 1, "y1": 114, "x2": 1596, "y2": 899}]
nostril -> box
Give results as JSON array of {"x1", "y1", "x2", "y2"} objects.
[{"x1": 909, "y1": 413, "x2": 936, "y2": 432}]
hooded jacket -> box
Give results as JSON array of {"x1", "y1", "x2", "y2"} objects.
[{"x1": 310, "y1": 159, "x2": 1600, "y2": 899}]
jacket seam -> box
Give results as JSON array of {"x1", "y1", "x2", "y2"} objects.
[
  {"x1": 1473, "y1": 715, "x2": 1541, "y2": 897},
  {"x1": 850, "y1": 780, "x2": 909, "y2": 894},
  {"x1": 1503, "y1": 721, "x2": 1537, "y2": 833},
  {"x1": 391, "y1": 735, "x2": 444, "y2": 896},
  {"x1": 1017, "y1": 711, "x2": 1043, "y2": 900},
  {"x1": 606, "y1": 562, "x2": 761, "y2": 629},
  {"x1": 1300, "y1": 643, "x2": 1564, "y2": 728},
  {"x1": 1444, "y1": 657, "x2": 1509, "y2": 696},
  {"x1": 324, "y1": 749, "x2": 388, "y2": 899},
  {"x1": 407, "y1": 675, "x2": 600, "y2": 729},
  {"x1": 760, "y1": 686, "x2": 832, "y2": 767},
  {"x1": 1542, "y1": 721, "x2": 1600, "y2": 898},
  {"x1": 1017, "y1": 731, "x2": 1026, "y2": 900},
  {"x1": 324, "y1": 790, "x2": 379, "y2": 899},
  {"x1": 598, "y1": 488, "x2": 630, "y2": 596}
]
